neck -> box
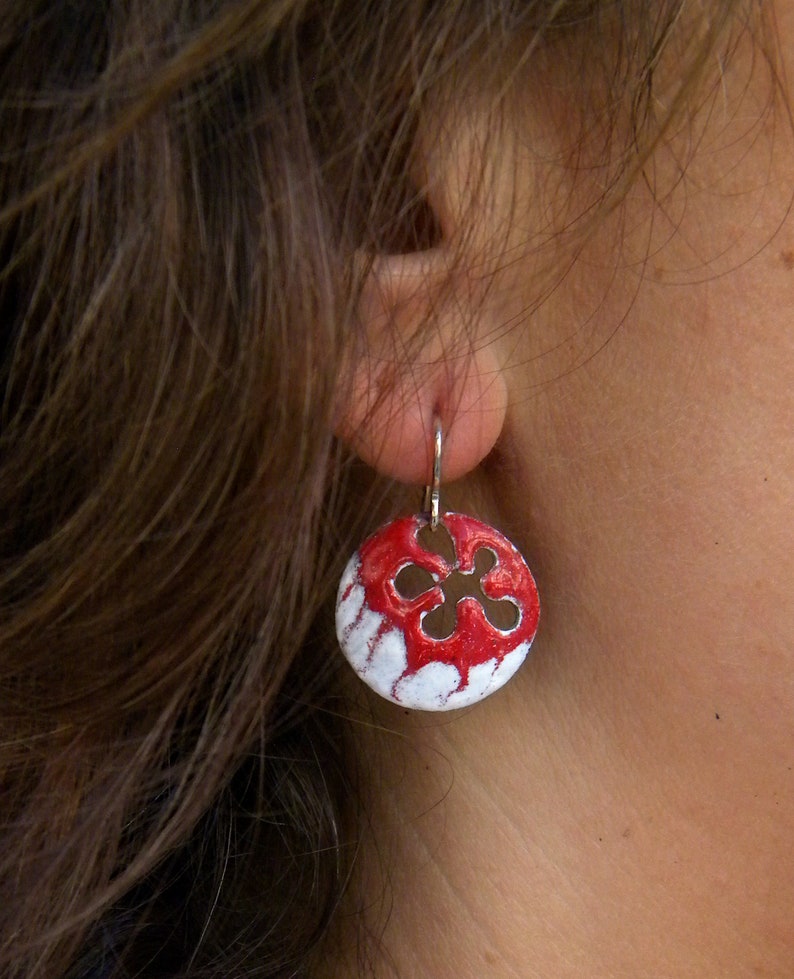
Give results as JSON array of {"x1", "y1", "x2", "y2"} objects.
[{"x1": 330, "y1": 616, "x2": 793, "y2": 976}]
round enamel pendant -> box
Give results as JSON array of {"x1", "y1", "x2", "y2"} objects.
[{"x1": 336, "y1": 512, "x2": 540, "y2": 711}]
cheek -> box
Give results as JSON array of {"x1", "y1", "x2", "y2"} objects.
[{"x1": 499, "y1": 219, "x2": 794, "y2": 661}]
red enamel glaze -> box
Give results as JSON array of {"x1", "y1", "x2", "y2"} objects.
[{"x1": 350, "y1": 512, "x2": 539, "y2": 696}]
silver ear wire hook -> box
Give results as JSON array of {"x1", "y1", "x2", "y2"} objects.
[
  {"x1": 337, "y1": 408, "x2": 539, "y2": 711},
  {"x1": 422, "y1": 414, "x2": 443, "y2": 530}
]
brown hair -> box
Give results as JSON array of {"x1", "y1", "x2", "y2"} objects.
[{"x1": 0, "y1": 1, "x2": 760, "y2": 975}]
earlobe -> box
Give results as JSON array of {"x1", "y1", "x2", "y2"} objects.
[
  {"x1": 335, "y1": 247, "x2": 507, "y2": 486},
  {"x1": 336, "y1": 95, "x2": 511, "y2": 486}
]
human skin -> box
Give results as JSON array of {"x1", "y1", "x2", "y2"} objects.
[{"x1": 330, "y1": 5, "x2": 794, "y2": 977}]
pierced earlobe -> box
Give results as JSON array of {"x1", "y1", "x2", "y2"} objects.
[
  {"x1": 335, "y1": 246, "x2": 508, "y2": 486},
  {"x1": 336, "y1": 417, "x2": 539, "y2": 711}
]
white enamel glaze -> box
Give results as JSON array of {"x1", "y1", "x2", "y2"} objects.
[{"x1": 335, "y1": 552, "x2": 532, "y2": 711}]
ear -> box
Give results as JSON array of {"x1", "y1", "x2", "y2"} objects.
[{"x1": 335, "y1": 114, "x2": 508, "y2": 487}]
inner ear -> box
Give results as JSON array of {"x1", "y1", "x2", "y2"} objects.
[{"x1": 375, "y1": 191, "x2": 444, "y2": 256}]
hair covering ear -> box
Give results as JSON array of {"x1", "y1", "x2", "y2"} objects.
[
  {"x1": 335, "y1": 248, "x2": 507, "y2": 485},
  {"x1": 335, "y1": 90, "x2": 512, "y2": 484}
]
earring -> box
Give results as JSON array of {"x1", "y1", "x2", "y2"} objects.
[{"x1": 336, "y1": 417, "x2": 540, "y2": 711}]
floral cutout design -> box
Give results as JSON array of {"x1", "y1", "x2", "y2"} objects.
[{"x1": 336, "y1": 512, "x2": 540, "y2": 710}]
